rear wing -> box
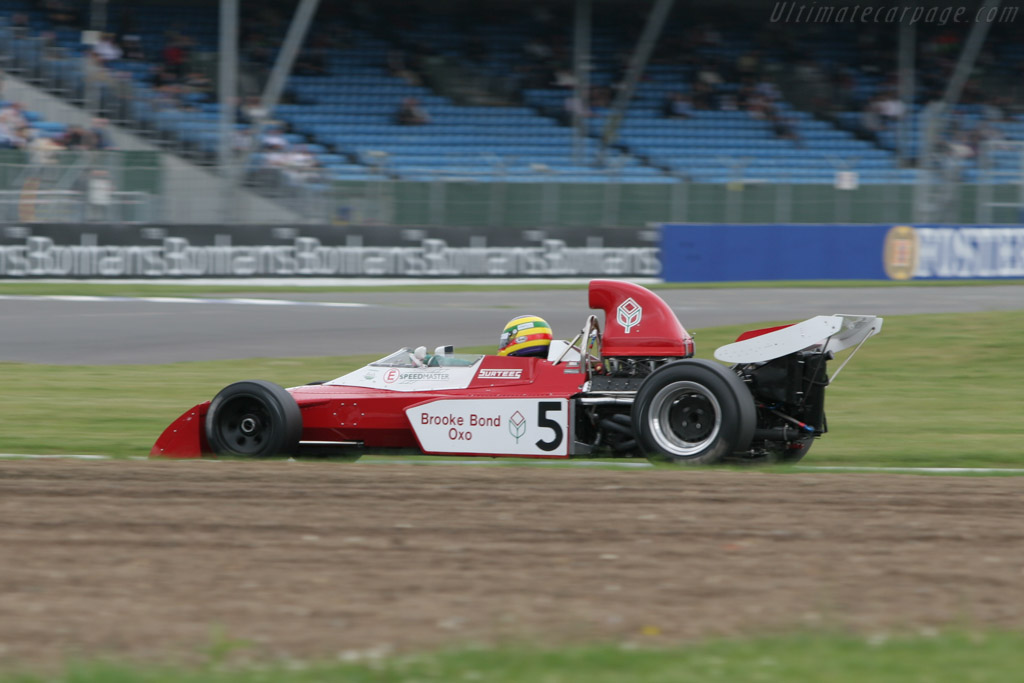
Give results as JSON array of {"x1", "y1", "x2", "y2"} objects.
[{"x1": 714, "y1": 315, "x2": 883, "y2": 381}]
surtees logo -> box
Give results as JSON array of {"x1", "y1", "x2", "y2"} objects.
[
  {"x1": 616, "y1": 298, "x2": 642, "y2": 334},
  {"x1": 478, "y1": 369, "x2": 523, "y2": 379},
  {"x1": 509, "y1": 411, "x2": 526, "y2": 442}
]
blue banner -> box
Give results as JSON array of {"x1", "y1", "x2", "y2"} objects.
[{"x1": 659, "y1": 223, "x2": 1024, "y2": 281}]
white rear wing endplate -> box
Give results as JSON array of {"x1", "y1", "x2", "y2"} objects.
[{"x1": 714, "y1": 315, "x2": 883, "y2": 365}]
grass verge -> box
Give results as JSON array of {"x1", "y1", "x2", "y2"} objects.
[
  {"x1": 1, "y1": 312, "x2": 1022, "y2": 466},
  {"x1": 3, "y1": 630, "x2": 1023, "y2": 683}
]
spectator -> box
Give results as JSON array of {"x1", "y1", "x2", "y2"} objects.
[
  {"x1": 769, "y1": 110, "x2": 801, "y2": 145},
  {"x1": 182, "y1": 72, "x2": 214, "y2": 103},
  {"x1": 691, "y1": 80, "x2": 716, "y2": 110},
  {"x1": 27, "y1": 129, "x2": 64, "y2": 165},
  {"x1": 590, "y1": 86, "x2": 612, "y2": 109},
  {"x1": 0, "y1": 122, "x2": 26, "y2": 149},
  {"x1": 859, "y1": 95, "x2": 884, "y2": 144},
  {"x1": 162, "y1": 33, "x2": 187, "y2": 79},
  {"x1": 61, "y1": 125, "x2": 92, "y2": 150},
  {"x1": 238, "y1": 96, "x2": 267, "y2": 125},
  {"x1": 553, "y1": 68, "x2": 576, "y2": 88},
  {"x1": 86, "y1": 169, "x2": 114, "y2": 222},
  {"x1": 121, "y1": 35, "x2": 145, "y2": 61},
  {"x1": 396, "y1": 97, "x2": 430, "y2": 125},
  {"x1": 754, "y1": 77, "x2": 781, "y2": 101},
  {"x1": 90, "y1": 117, "x2": 114, "y2": 150},
  {"x1": 662, "y1": 92, "x2": 693, "y2": 119},
  {"x1": 877, "y1": 90, "x2": 905, "y2": 126},
  {"x1": 387, "y1": 50, "x2": 421, "y2": 86},
  {"x1": 0, "y1": 102, "x2": 28, "y2": 131},
  {"x1": 280, "y1": 145, "x2": 321, "y2": 185},
  {"x1": 736, "y1": 50, "x2": 760, "y2": 79},
  {"x1": 93, "y1": 33, "x2": 123, "y2": 63},
  {"x1": 561, "y1": 94, "x2": 591, "y2": 126},
  {"x1": 148, "y1": 65, "x2": 178, "y2": 90},
  {"x1": 262, "y1": 127, "x2": 289, "y2": 149}
]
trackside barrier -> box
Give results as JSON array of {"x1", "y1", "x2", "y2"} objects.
[
  {"x1": 659, "y1": 223, "x2": 1024, "y2": 281},
  {"x1": 0, "y1": 224, "x2": 659, "y2": 278}
]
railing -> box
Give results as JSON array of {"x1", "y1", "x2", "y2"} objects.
[
  {"x1": 3, "y1": 152, "x2": 1023, "y2": 226},
  {"x1": 0, "y1": 189, "x2": 153, "y2": 223}
]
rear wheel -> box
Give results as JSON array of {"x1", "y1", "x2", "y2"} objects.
[
  {"x1": 632, "y1": 360, "x2": 755, "y2": 465},
  {"x1": 205, "y1": 380, "x2": 302, "y2": 457}
]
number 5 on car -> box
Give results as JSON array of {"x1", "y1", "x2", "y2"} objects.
[{"x1": 406, "y1": 399, "x2": 569, "y2": 457}]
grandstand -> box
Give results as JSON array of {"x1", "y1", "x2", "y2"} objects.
[{"x1": 1, "y1": 0, "x2": 1023, "y2": 223}]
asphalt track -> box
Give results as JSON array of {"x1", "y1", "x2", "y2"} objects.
[{"x1": 1, "y1": 284, "x2": 1022, "y2": 364}]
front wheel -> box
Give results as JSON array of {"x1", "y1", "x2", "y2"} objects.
[
  {"x1": 205, "y1": 380, "x2": 302, "y2": 457},
  {"x1": 632, "y1": 360, "x2": 755, "y2": 465}
]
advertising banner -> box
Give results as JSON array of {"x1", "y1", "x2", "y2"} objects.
[
  {"x1": 660, "y1": 223, "x2": 1024, "y2": 281},
  {"x1": 0, "y1": 224, "x2": 660, "y2": 278}
]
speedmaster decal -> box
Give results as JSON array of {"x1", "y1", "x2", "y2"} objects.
[{"x1": 327, "y1": 361, "x2": 481, "y2": 392}]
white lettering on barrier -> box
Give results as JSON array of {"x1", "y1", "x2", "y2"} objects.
[
  {"x1": 915, "y1": 227, "x2": 1024, "y2": 278},
  {"x1": 0, "y1": 234, "x2": 660, "y2": 277}
]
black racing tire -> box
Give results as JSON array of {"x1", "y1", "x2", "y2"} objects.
[
  {"x1": 205, "y1": 380, "x2": 302, "y2": 458},
  {"x1": 632, "y1": 359, "x2": 756, "y2": 465}
]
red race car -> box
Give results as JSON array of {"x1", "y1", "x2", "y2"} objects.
[{"x1": 151, "y1": 280, "x2": 881, "y2": 465}]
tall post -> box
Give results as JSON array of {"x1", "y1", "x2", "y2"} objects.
[
  {"x1": 572, "y1": 0, "x2": 591, "y2": 166},
  {"x1": 915, "y1": 0, "x2": 1000, "y2": 221},
  {"x1": 896, "y1": 19, "x2": 914, "y2": 166},
  {"x1": 599, "y1": 0, "x2": 675, "y2": 162},
  {"x1": 218, "y1": 0, "x2": 239, "y2": 223},
  {"x1": 237, "y1": 0, "x2": 322, "y2": 175}
]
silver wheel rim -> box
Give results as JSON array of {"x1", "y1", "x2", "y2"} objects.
[{"x1": 648, "y1": 380, "x2": 722, "y2": 457}]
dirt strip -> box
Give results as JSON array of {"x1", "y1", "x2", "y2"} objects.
[{"x1": 1, "y1": 460, "x2": 1022, "y2": 668}]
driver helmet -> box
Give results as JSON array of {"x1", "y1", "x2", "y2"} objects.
[{"x1": 498, "y1": 315, "x2": 552, "y2": 357}]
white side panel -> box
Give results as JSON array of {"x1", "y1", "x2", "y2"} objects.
[
  {"x1": 326, "y1": 361, "x2": 481, "y2": 392},
  {"x1": 407, "y1": 398, "x2": 570, "y2": 456},
  {"x1": 713, "y1": 316, "x2": 843, "y2": 364}
]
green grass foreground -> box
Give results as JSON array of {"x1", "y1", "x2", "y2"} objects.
[
  {"x1": 1, "y1": 311, "x2": 1022, "y2": 465},
  {"x1": 4, "y1": 630, "x2": 1023, "y2": 683},
  {"x1": 0, "y1": 279, "x2": 1022, "y2": 297}
]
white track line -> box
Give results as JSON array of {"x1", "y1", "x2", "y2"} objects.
[
  {"x1": 0, "y1": 453, "x2": 116, "y2": 460},
  {"x1": 0, "y1": 295, "x2": 367, "y2": 308},
  {"x1": 1, "y1": 453, "x2": 1022, "y2": 474},
  {"x1": 795, "y1": 466, "x2": 1024, "y2": 474}
]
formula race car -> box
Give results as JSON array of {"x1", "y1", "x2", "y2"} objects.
[{"x1": 151, "y1": 280, "x2": 882, "y2": 465}]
